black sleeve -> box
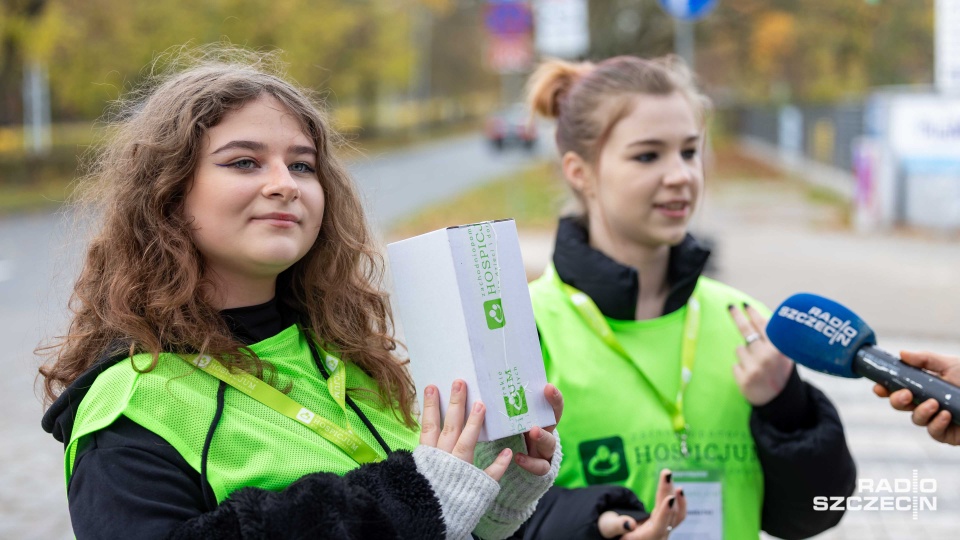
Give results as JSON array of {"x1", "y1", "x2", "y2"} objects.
[
  {"x1": 68, "y1": 417, "x2": 445, "y2": 540},
  {"x1": 750, "y1": 369, "x2": 857, "y2": 539},
  {"x1": 170, "y1": 451, "x2": 444, "y2": 540},
  {"x1": 508, "y1": 485, "x2": 649, "y2": 540},
  {"x1": 68, "y1": 417, "x2": 209, "y2": 539}
]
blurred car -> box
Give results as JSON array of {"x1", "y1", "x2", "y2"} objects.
[{"x1": 484, "y1": 104, "x2": 537, "y2": 151}]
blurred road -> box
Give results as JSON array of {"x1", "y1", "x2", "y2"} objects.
[
  {"x1": 0, "y1": 133, "x2": 548, "y2": 539},
  {"x1": 3, "y1": 133, "x2": 959, "y2": 539},
  {"x1": 353, "y1": 132, "x2": 554, "y2": 229}
]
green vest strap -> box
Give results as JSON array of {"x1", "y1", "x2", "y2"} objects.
[{"x1": 184, "y1": 349, "x2": 384, "y2": 465}]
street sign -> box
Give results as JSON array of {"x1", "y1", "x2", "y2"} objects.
[
  {"x1": 657, "y1": 0, "x2": 718, "y2": 21},
  {"x1": 485, "y1": 2, "x2": 533, "y2": 36},
  {"x1": 486, "y1": 33, "x2": 534, "y2": 73},
  {"x1": 533, "y1": 0, "x2": 589, "y2": 59},
  {"x1": 484, "y1": 1, "x2": 534, "y2": 73}
]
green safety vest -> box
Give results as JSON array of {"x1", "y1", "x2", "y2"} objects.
[
  {"x1": 64, "y1": 325, "x2": 420, "y2": 502},
  {"x1": 530, "y1": 266, "x2": 765, "y2": 539}
]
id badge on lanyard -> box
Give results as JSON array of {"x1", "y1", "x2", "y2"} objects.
[
  {"x1": 672, "y1": 470, "x2": 723, "y2": 540},
  {"x1": 549, "y1": 264, "x2": 725, "y2": 537}
]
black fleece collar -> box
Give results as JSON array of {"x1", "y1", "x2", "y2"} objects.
[
  {"x1": 221, "y1": 297, "x2": 299, "y2": 345},
  {"x1": 552, "y1": 216, "x2": 711, "y2": 320}
]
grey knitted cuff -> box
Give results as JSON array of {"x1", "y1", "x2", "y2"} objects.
[
  {"x1": 412, "y1": 445, "x2": 501, "y2": 540},
  {"x1": 472, "y1": 430, "x2": 563, "y2": 540}
]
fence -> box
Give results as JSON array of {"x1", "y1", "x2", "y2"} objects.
[
  {"x1": 728, "y1": 96, "x2": 960, "y2": 231},
  {"x1": 730, "y1": 103, "x2": 865, "y2": 173}
]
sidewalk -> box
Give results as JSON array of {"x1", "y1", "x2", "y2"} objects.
[{"x1": 515, "y1": 167, "x2": 960, "y2": 539}]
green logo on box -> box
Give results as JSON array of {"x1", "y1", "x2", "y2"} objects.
[
  {"x1": 503, "y1": 386, "x2": 528, "y2": 417},
  {"x1": 484, "y1": 298, "x2": 506, "y2": 329},
  {"x1": 580, "y1": 436, "x2": 629, "y2": 485}
]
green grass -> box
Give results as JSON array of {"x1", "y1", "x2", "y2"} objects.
[
  {"x1": 0, "y1": 178, "x2": 76, "y2": 214},
  {"x1": 388, "y1": 142, "x2": 802, "y2": 241},
  {"x1": 390, "y1": 160, "x2": 568, "y2": 238},
  {"x1": 804, "y1": 183, "x2": 849, "y2": 207},
  {"x1": 0, "y1": 147, "x2": 83, "y2": 215},
  {"x1": 803, "y1": 183, "x2": 853, "y2": 228},
  {"x1": 391, "y1": 144, "x2": 855, "y2": 237}
]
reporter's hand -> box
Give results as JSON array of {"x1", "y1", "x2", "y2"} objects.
[
  {"x1": 873, "y1": 350, "x2": 960, "y2": 446},
  {"x1": 597, "y1": 469, "x2": 686, "y2": 539},
  {"x1": 420, "y1": 380, "x2": 513, "y2": 480},
  {"x1": 514, "y1": 383, "x2": 564, "y2": 475},
  {"x1": 728, "y1": 303, "x2": 794, "y2": 406}
]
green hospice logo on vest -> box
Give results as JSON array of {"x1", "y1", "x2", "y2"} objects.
[
  {"x1": 579, "y1": 436, "x2": 630, "y2": 484},
  {"x1": 484, "y1": 298, "x2": 506, "y2": 329}
]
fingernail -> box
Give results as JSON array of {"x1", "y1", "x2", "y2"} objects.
[
  {"x1": 453, "y1": 380, "x2": 463, "y2": 392},
  {"x1": 624, "y1": 519, "x2": 634, "y2": 531},
  {"x1": 553, "y1": 386, "x2": 561, "y2": 397},
  {"x1": 669, "y1": 496, "x2": 676, "y2": 508},
  {"x1": 425, "y1": 386, "x2": 434, "y2": 397},
  {"x1": 742, "y1": 302, "x2": 751, "y2": 310},
  {"x1": 500, "y1": 448, "x2": 511, "y2": 458},
  {"x1": 666, "y1": 472, "x2": 672, "y2": 483},
  {"x1": 678, "y1": 488, "x2": 684, "y2": 498},
  {"x1": 473, "y1": 401, "x2": 483, "y2": 413},
  {"x1": 727, "y1": 304, "x2": 734, "y2": 311},
  {"x1": 515, "y1": 453, "x2": 526, "y2": 464}
]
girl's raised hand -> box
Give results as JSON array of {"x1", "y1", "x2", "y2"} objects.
[
  {"x1": 598, "y1": 469, "x2": 686, "y2": 539},
  {"x1": 728, "y1": 303, "x2": 794, "y2": 406},
  {"x1": 419, "y1": 380, "x2": 513, "y2": 481},
  {"x1": 514, "y1": 383, "x2": 564, "y2": 476}
]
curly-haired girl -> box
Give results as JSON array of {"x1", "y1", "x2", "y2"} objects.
[{"x1": 39, "y1": 46, "x2": 562, "y2": 540}]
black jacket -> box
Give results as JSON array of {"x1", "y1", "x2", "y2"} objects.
[{"x1": 542, "y1": 217, "x2": 857, "y2": 540}]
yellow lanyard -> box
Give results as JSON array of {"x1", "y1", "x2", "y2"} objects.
[
  {"x1": 547, "y1": 264, "x2": 701, "y2": 456},
  {"x1": 183, "y1": 342, "x2": 384, "y2": 465}
]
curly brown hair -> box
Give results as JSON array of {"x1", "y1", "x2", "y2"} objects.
[{"x1": 38, "y1": 46, "x2": 416, "y2": 426}]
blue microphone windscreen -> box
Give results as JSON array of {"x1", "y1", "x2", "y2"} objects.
[{"x1": 765, "y1": 293, "x2": 876, "y2": 378}]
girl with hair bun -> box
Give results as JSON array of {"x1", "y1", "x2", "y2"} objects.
[
  {"x1": 39, "y1": 46, "x2": 562, "y2": 540},
  {"x1": 523, "y1": 55, "x2": 856, "y2": 539}
]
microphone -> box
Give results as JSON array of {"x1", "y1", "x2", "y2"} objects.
[{"x1": 766, "y1": 293, "x2": 960, "y2": 425}]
